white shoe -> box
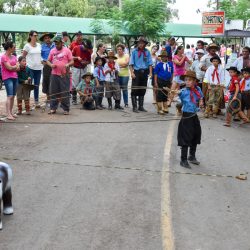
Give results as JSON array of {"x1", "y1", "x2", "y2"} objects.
[
  {"x1": 3, "y1": 206, "x2": 14, "y2": 215},
  {"x1": 0, "y1": 221, "x2": 2, "y2": 230}
]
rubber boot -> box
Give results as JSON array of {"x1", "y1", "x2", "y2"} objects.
[
  {"x1": 180, "y1": 146, "x2": 191, "y2": 168},
  {"x1": 115, "y1": 100, "x2": 124, "y2": 110},
  {"x1": 96, "y1": 96, "x2": 103, "y2": 110},
  {"x1": 163, "y1": 102, "x2": 169, "y2": 113},
  {"x1": 223, "y1": 112, "x2": 232, "y2": 127},
  {"x1": 108, "y1": 98, "x2": 112, "y2": 110},
  {"x1": 25, "y1": 100, "x2": 31, "y2": 115},
  {"x1": 131, "y1": 96, "x2": 139, "y2": 113},
  {"x1": 17, "y1": 100, "x2": 22, "y2": 115},
  {"x1": 72, "y1": 88, "x2": 77, "y2": 105},
  {"x1": 238, "y1": 111, "x2": 249, "y2": 124},
  {"x1": 176, "y1": 102, "x2": 182, "y2": 116},
  {"x1": 157, "y1": 102, "x2": 164, "y2": 115},
  {"x1": 188, "y1": 145, "x2": 200, "y2": 165},
  {"x1": 138, "y1": 96, "x2": 147, "y2": 112}
]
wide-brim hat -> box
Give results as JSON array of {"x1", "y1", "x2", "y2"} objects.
[
  {"x1": 241, "y1": 67, "x2": 250, "y2": 74},
  {"x1": 195, "y1": 49, "x2": 205, "y2": 54},
  {"x1": 135, "y1": 36, "x2": 149, "y2": 45},
  {"x1": 76, "y1": 31, "x2": 83, "y2": 35},
  {"x1": 105, "y1": 51, "x2": 117, "y2": 60},
  {"x1": 39, "y1": 32, "x2": 54, "y2": 41},
  {"x1": 180, "y1": 70, "x2": 199, "y2": 82},
  {"x1": 82, "y1": 72, "x2": 94, "y2": 79},
  {"x1": 23, "y1": 82, "x2": 36, "y2": 90},
  {"x1": 158, "y1": 51, "x2": 168, "y2": 57},
  {"x1": 94, "y1": 56, "x2": 103, "y2": 64},
  {"x1": 227, "y1": 66, "x2": 240, "y2": 75},
  {"x1": 207, "y1": 43, "x2": 219, "y2": 51},
  {"x1": 210, "y1": 55, "x2": 221, "y2": 64}
]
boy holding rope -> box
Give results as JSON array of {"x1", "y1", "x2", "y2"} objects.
[
  {"x1": 223, "y1": 67, "x2": 249, "y2": 127},
  {"x1": 177, "y1": 71, "x2": 204, "y2": 169}
]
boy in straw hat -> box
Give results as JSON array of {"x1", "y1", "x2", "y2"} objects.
[
  {"x1": 154, "y1": 50, "x2": 173, "y2": 114},
  {"x1": 223, "y1": 66, "x2": 249, "y2": 126},
  {"x1": 76, "y1": 72, "x2": 95, "y2": 110},
  {"x1": 177, "y1": 70, "x2": 204, "y2": 168},
  {"x1": 104, "y1": 51, "x2": 123, "y2": 110}
]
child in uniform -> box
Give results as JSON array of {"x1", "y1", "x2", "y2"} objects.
[
  {"x1": 104, "y1": 51, "x2": 123, "y2": 110},
  {"x1": 16, "y1": 56, "x2": 32, "y2": 115},
  {"x1": 93, "y1": 56, "x2": 106, "y2": 110},
  {"x1": 177, "y1": 70, "x2": 204, "y2": 169},
  {"x1": 240, "y1": 67, "x2": 250, "y2": 119},
  {"x1": 154, "y1": 50, "x2": 173, "y2": 114},
  {"x1": 223, "y1": 67, "x2": 249, "y2": 127},
  {"x1": 203, "y1": 55, "x2": 225, "y2": 118},
  {"x1": 76, "y1": 72, "x2": 95, "y2": 110}
]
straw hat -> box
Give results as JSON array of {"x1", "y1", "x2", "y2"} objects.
[
  {"x1": 180, "y1": 70, "x2": 199, "y2": 82},
  {"x1": 135, "y1": 36, "x2": 149, "y2": 45},
  {"x1": 207, "y1": 43, "x2": 219, "y2": 51},
  {"x1": 158, "y1": 50, "x2": 168, "y2": 58},
  {"x1": 82, "y1": 72, "x2": 94, "y2": 80}
]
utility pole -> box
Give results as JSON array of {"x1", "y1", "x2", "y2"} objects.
[
  {"x1": 216, "y1": 0, "x2": 219, "y2": 10},
  {"x1": 119, "y1": 0, "x2": 122, "y2": 10}
]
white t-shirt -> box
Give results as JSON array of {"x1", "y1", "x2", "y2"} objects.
[
  {"x1": 23, "y1": 43, "x2": 43, "y2": 70},
  {"x1": 184, "y1": 49, "x2": 193, "y2": 61}
]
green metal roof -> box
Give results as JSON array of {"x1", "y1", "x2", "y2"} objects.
[{"x1": 0, "y1": 13, "x2": 207, "y2": 38}]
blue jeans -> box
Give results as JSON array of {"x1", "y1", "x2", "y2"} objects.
[
  {"x1": 118, "y1": 76, "x2": 129, "y2": 105},
  {"x1": 29, "y1": 68, "x2": 42, "y2": 102},
  {"x1": 4, "y1": 78, "x2": 18, "y2": 96}
]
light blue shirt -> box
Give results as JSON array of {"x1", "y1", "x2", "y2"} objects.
[
  {"x1": 129, "y1": 48, "x2": 153, "y2": 70},
  {"x1": 93, "y1": 66, "x2": 106, "y2": 81},
  {"x1": 41, "y1": 43, "x2": 55, "y2": 61},
  {"x1": 179, "y1": 87, "x2": 203, "y2": 113},
  {"x1": 240, "y1": 78, "x2": 250, "y2": 91}
]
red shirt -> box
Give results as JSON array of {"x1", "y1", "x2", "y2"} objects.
[
  {"x1": 69, "y1": 40, "x2": 82, "y2": 51},
  {"x1": 229, "y1": 76, "x2": 240, "y2": 93},
  {"x1": 72, "y1": 45, "x2": 91, "y2": 68}
]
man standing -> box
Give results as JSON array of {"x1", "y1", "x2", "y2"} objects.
[
  {"x1": 165, "y1": 37, "x2": 175, "y2": 62},
  {"x1": 46, "y1": 36, "x2": 74, "y2": 115},
  {"x1": 70, "y1": 31, "x2": 92, "y2": 104},
  {"x1": 232, "y1": 46, "x2": 250, "y2": 71},
  {"x1": 62, "y1": 32, "x2": 70, "y2": 48},
  {"x1": 129, "y1": 37, "x2": 152, "y2": 112},
  {"x1": 40, "y1": 32, "x2": 55, "y2": 105}
]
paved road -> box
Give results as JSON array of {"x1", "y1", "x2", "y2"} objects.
[{"x1": 0, "y1": 93, "x2": 250, "y2": 250}]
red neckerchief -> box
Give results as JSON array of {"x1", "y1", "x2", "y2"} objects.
[
  {"x1": 240, "y1": 76, "x2": 250, "y2": 91},
  {"x1": 190, "y1": 86, "x2": 201, "y2": 104},
  {"x1": 212, "y1": 67, "x2": 220, "y2": 83},
  {"x1": 138, "y1": 49, "x2": 146, "y2": 58},
  {"x1": 84, "y1": 84, "x2": 92, "y2": 95},
  {"x1": 97, "y1": 66, "x2": 104, "y2": 77},
  {"x1": 108, "y1": 62, "x2": 115, "y2": 71}
]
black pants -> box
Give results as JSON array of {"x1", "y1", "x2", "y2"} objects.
[
  {"x1": 181, "y1": 145, "x2": 197, "y2": 161},
  {"x1": 131, "y1": 69, "x2": 149, "y2": 97}
]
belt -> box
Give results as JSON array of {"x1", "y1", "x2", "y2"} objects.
[{"x1": 134, "y1": 69, "x2": 148, "y2": 73}]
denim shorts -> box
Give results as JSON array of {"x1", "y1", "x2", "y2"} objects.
[
  {"x1": 4, "y1": 78, "x2": 18, "y2": 96},
  {"x1": 173, "y1": 75, "x2": 184, "y2": 85}
]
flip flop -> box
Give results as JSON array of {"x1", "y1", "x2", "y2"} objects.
[
  {"x1": 63, "y1": 111, "x2": 69, "y2": 115},
  {"x1": 7, "y1": 116, "x2": 15, "y2": 120}
]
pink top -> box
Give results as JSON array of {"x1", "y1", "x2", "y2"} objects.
[
  {"x1": 48, "y1": 47, "x2": 73, "y2": 76},
  {"x1": 1, "y1": 54, "x2": 18, "y2": 80},
  {"x1": 173, "y1": 55, "x2": 188, "y2": 76}
]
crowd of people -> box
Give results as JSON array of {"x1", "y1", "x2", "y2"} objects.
[{"x1": 1, "y1": 30, "x2": 250, "y2": 126}]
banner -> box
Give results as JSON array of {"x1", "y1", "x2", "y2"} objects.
[{"x1": 202, "y1": 11, "x2": 225, "y2": 36}]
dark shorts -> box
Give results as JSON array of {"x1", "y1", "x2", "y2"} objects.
[
  {"x1": 42, "y1": 64, "x2": 52, "y2": 94},
  {"x1": 241, "y1": 91, "x2": 250, "y2": 110},
  {"x1": 156, "y1": 78, "x2": 171, "y2": 102}
]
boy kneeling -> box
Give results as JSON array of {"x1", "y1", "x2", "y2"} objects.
[{"x1": 76, "y1": 72, "x2": 95, "y2": 110}]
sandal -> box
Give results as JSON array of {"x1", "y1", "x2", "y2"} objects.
[
  {"x1": 48, "y1": 110, "x2": 56, "y2": 115},
  {"x1": 63, "y1": 111, "x2": 69, "y2": 115}
]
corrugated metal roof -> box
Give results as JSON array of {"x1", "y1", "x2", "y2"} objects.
[{"x1": 0, "y1": 13, "x2": 208, "y2": 38}]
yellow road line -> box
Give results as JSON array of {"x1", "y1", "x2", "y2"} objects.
[{"x1": 161, "y1": 120, "x2": 176, "y2": 250}]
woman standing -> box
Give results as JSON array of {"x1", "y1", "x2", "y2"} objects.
[
  {"x1": 151, "y1": 45, "x2": 160, "y2": 104},
  {"x1": 92, "y1": 43, "x2": 107, "y2": 67},
  {"x1": 116, "y1": 44, "x2": 130, "y2": 107},
  {"x1": 1, "y1": 41, "x2": 19, "y2": 120},
  {"x1": 22, "y1": 30, "x2": 42, "y2": 108},
  {"x1": 169, "y1": 45, "x2": 192, "y2": 106}
]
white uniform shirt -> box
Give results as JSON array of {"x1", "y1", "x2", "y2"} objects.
[
  {"x1": 204, "y1": 64, "x2": 225, "y2": 86},
  {"x1": 104, "y1": 62, "x2": 120, "y2": 82}
]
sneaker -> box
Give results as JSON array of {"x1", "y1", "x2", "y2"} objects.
[
  {"x1": 72, "y1": 100, "x2": 77, "y2": 105},
  {"x1": 96, "y1": 105, "x2": 103, "y2": 110},
  {"x1": 180, "y1": 160, "x2": 191, "y2": 169},
  {"x1": 188, "y1": 156, "x2": 200, "y2": 165}
]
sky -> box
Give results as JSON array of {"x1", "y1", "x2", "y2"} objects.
[{"x1": 172, "y1": 0, "x2": 210, "y2": 25}]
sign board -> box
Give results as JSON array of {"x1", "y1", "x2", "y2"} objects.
[{"x1": 202, "y1": 11, "x2": 225, "y2": 36}]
